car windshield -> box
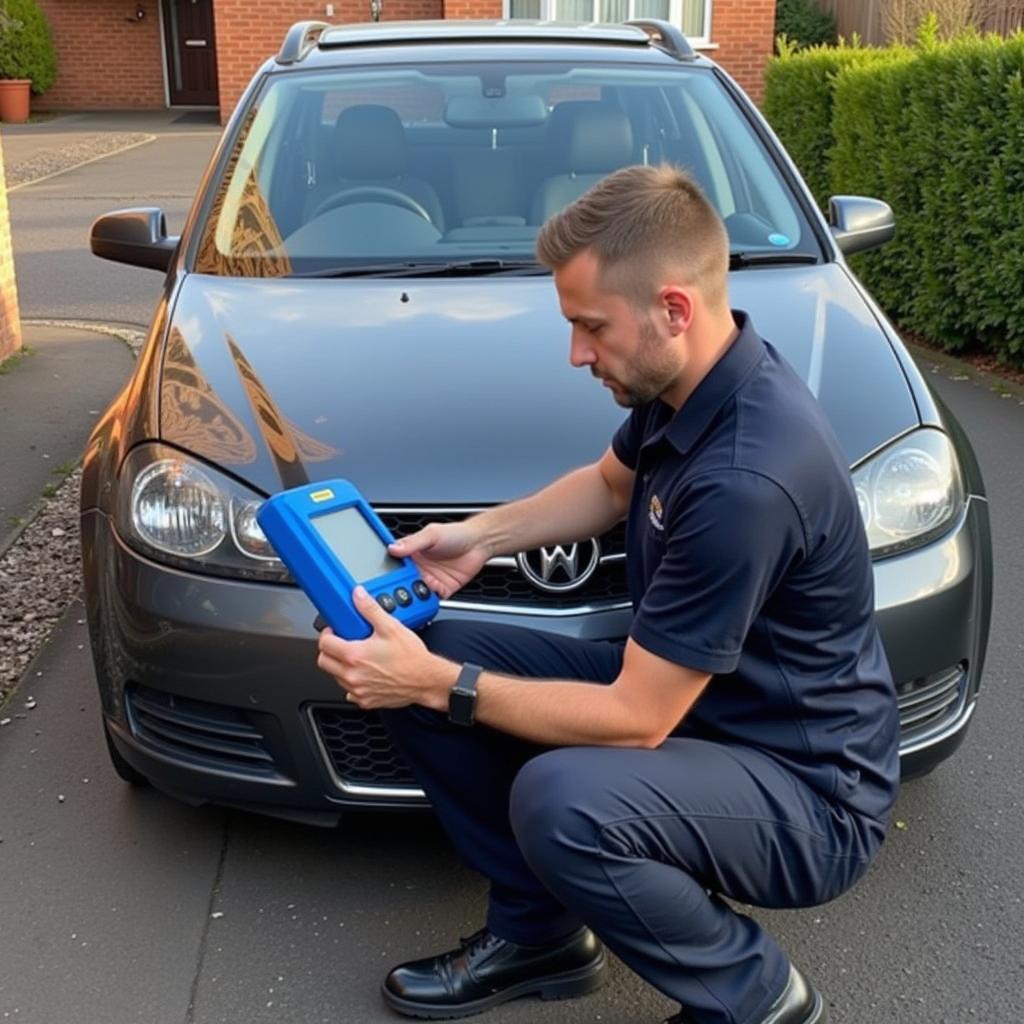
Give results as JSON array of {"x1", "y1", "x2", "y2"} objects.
[{"x1": 193, "y1": 59, "x2": 820, "y2": 277}]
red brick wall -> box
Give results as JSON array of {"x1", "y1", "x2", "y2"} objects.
[
  {"x1": 36, "y1": 0, "x2": 166, "y2": 110},
  {"x1": 0, "y1": 135, "x2": 22, "y2": 363},
  {"x1": 442, "y1": 0, "x2": 499, "y2": 17},
  {"x1": 215, "y1": 0, "x2": 442, "y2": 123},
  {"x1": 705, "y1": 0, "x2": 777, "y2": 105}
]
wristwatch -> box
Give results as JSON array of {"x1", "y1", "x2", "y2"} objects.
[{"x1": 448, "y1": 662, "x2": 483, "y2": 726}]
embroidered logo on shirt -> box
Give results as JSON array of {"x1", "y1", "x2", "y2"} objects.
[{"x1": 648, "y1": 494, "x2": 665, "y2": 532}]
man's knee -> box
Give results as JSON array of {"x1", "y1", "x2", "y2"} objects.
[{"x1": 509, "y1": 748, "x2": 608, "y2": 870}]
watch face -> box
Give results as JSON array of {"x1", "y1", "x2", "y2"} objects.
[{"x1": 448, "y1": 687, "x2": 476, "y2": 726}]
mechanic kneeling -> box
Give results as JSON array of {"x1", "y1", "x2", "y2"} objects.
[{"x1": 316, "y1": 164, "x2": 900, "y2": 1024}]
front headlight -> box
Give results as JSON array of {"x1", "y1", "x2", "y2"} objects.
[
  {"x1": 116, "y1": 444, "x2": 289, "y2": 581},
  {"x1": 131, "y1": 460, "x2": 227, "y2": 557},
  {"x1": 852, "y1": 428, "x2": 965, "y2": 558}
]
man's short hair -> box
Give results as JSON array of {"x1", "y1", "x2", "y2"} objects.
[{"x1": 535, "y1": 164, "x2": 729, "y2": 312}]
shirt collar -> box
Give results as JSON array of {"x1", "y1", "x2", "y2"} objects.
[{"x1": 648, "y1": 309, "x2": 765, "y2": 457}]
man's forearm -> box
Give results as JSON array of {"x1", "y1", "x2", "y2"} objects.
[
  {"x1": 423, "y1": 658, "x2": 654, "y2": 748},
  {"x1": 469, "y1": 463, "x2": 627, "y2": 558}
]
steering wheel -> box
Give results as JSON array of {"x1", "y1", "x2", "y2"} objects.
[{"x1": 310, "y1": 186, "x2": 433, "y2": 225}]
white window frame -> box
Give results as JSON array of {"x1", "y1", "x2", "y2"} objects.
[{"x1": 501, "y1": 0, "x2": 713, "y2": 48}]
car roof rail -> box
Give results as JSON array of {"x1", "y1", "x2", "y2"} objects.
[
  {"x1": 624, "y1": 19, "x2": 696, "y2": 61},
  {"x1": 277, "y1": 21, "x2": 331, "y2": 65},
  {"x1": 317, "y1": 21, "x2": 654, "y2": 50}
]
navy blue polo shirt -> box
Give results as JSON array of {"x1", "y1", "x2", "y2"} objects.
[{"x1": 612, "y1": 311, "x2": 900, "y2": 822}]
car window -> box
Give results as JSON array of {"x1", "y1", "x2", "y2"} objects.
[{"x1": 193, "y1": 60, "x2": 820, "y2": 277}]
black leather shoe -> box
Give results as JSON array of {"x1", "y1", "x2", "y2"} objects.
[
  {"x1": 382, "y1": 924, "x2": 607, "y2": 1019},
  {"x1": 663, "y1": 965, "x2": 827, "y2": 1024}
]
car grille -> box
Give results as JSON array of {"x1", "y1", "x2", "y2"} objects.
[
  {"x1": 375, "y1": 508, "x2": 629, "y2": 610},
  {"x1": 126, "y1": 684, "x2": 283, "y2": 779},
  {"x1": 310, "y1": 706, "x2": 419, "y2": 789},
  {"x1": 896, "y1": 662, "x2": 968, "y2": 742}
]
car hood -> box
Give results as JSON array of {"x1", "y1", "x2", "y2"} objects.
[{"x1": 160, "y1": 266, "x2": 918, "y2": 503}]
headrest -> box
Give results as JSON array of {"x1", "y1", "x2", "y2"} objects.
[
  {"x1": 334, "y1": 105, "x2": 408, "y2": 179},
  {"x1": 549, "y1": 102, "x2": 634, "y2": 175}
]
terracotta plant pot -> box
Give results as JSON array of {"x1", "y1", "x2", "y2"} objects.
[{"x1": 0, "y1": 79, "x2": 31, "y2": 123}]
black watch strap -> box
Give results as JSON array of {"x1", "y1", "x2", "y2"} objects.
[{"x1": 448, "y1": 662, "x2": 483, "y2": 727}]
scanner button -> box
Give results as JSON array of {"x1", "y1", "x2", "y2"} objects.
[
  {"x1": 412, "y1": 580, "x2": 431, "y2": 600},
  {"x1": 377, "y1": 593, "x2": 397, "y2": 613},
  {"x1": 394, "y1": 587, "x2": 412, "y2": 607}
]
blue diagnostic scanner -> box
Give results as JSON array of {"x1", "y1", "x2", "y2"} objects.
[{"x1": 257, "y1": 479, "x2": 440, "y2": 639}]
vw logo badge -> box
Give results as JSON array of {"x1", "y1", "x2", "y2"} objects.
[{"x1": 516, "y1": 539, "x2": 601, "y2": 593}]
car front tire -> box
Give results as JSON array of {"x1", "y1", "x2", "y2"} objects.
[{"x1": 103, "y1": 719, "x2": 150, "y2": 787}]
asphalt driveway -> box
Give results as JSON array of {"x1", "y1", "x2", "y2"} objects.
[
  {"x1": 5, "y1": 114, "x2": 220, "y2": 326},
  {"x1": 0, "y1": 118, "x2": 1021, "y2": 1024}
]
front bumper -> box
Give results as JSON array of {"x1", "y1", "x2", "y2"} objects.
[
  {"x1": 82, "y1": 493, "x2": 992, "y2": 823},
  {"x1": 82, "y1": 509, "x2": 632, "y2": 824}
]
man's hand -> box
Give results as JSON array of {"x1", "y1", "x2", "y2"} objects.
[
  {"x1": 388, "y1": 521, "x2": 490, "y2": 599},
  {"x1": 316, "y1": 587, "x2": 453, "y2": 711}
]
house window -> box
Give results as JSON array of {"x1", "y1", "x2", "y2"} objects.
[{"x1": 506, "y1": 0, "x2": 712, "y2": 45}]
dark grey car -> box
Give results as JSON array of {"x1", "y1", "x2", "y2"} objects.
[{"x1": 82, "y1": 20, "x2": 993, "y2": 825}]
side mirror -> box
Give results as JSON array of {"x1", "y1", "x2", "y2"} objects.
[
  {"x1": 90, "y1": 208, "x2": 179, "y2": 272},
  {"x1": 828, "y1": 196, "x2": 895, "y2": 256}
]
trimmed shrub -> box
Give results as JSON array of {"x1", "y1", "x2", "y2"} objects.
[
  {"x1": 0, "y1": 0, "x2": 57, "y2": 95},
  {"x1": 765, "y1": 29, "x2": 1024, "y2": 367},
  {"x1": 830, "y1": 31, "x2": 1024, "y2": 363},
  {"x1": 775, "y1": 0, "x2": 838, "y2": 51},
  {"x1": 763, "y1": 40, "x2": 909, "y2": 208}
]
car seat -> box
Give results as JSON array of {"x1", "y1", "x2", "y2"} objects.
[
  {"x1": 529, "y1": 102, "x2": 634, "y2": 224},
  {"x1": 309, "y1": 104, "x2": 445, "y2": 230}
]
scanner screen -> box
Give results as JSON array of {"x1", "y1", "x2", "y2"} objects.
[{"x1": 312, "y1": 507, "x2": 403, "y2": 583}]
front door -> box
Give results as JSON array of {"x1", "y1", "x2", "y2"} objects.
[{"x1": 162, "y1": 0, "x2": 219, "y2": 106}]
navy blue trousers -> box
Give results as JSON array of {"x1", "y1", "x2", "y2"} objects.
[{"x1": 379, "y1": 620, "x2": 884, "y2": 1024}]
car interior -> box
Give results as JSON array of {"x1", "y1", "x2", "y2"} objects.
[{"x1": 199, "y1": 64, "x2": 813, "y2": 273}]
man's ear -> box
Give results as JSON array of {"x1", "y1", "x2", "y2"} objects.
[{"x1": 659, "y1": 286, "x2": 695, "y2": 336}]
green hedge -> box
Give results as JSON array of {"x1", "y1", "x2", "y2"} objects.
[
  {"x1": 763, "y1": 40, "x2": 909, "y2": 209},
  {"x1": 0, "y1": 0, "x2": 57, "y2": 95},
  {"x1": 765, "y1": 30, "x2": 1024, "y2": 367}
]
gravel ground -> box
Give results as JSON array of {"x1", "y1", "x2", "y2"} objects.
[
  {"x1": 5, "y1": 132, "x2": 154, "y2": 189},
  {"x1": 0, "y1": 466, "x2": 85, "y2": 710},
  {"x1": 0, "y1": 321, "x2": 140, "y2": 711}
]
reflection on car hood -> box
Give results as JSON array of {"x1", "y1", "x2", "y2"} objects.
[{"x1": 160, "y1": 266, "x2": 918, "y2": 503}]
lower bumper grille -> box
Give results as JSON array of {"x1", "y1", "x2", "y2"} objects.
[
  {"x1": 307, "y1": 665, "x2": 969, "y2": 798},
  {"x1": 126, "y1": 685, "x2": 281, "y2": 778},
  {"x1": 896, "y1": 662, "x2": 968, "y2": 743},
  {"x1": 310, "y1": 706, "x2": 418, "y2": 790}
]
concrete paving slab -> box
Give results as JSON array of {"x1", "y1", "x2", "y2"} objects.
[
  {"x1": 21, "y1": 132, "x2": 220, "y2": 201},
  {"x1": 8, "y1": 195, "x2": 179, "y2": 324},
  {"x1": 52, "y1": 110, "x2": 221, "y2": 133},
  {"x1": 0, "y1": 325, "x2": 135, "y2": 550},
  {"x1": 1, "y1": 112, "x2": 205, "y2": 189},
  {"x1": 187, "y1": 803, "x2": 675, "y2": 1024},
  {"x1": 2, "y1": 109, "x2": 221, "y2": 139},
  {"x1": 8, "y1": 132, "x2": 220, "y2": 324},
  {"x1": 0, "y1": 597, "x2": 227, "y2": 1024}
]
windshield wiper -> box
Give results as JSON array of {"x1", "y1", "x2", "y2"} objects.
[
  {"x1": 293, "y1": 259, "x2": 549, "y2": 279},
  {"x1": 729, "y1": 251, "x2": 820, "y2": 269}
]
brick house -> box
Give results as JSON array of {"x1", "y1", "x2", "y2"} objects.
[{"x1": 36, "y1": 0, "x2": 776, "y2": 122}]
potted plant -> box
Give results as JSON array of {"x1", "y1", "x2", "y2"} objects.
[{"x1": 0, "y1": 0, "x2": 56, "y2": 123}]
